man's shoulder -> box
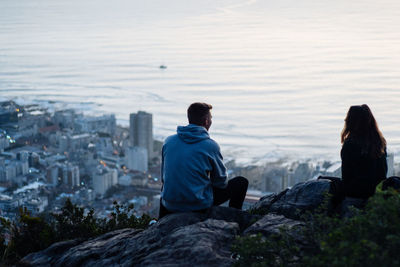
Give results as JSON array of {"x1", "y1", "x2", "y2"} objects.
[
  {"x1": 165, "y1": 134, "x2": 179, "y2": 143},
  {"x1": 163, "y1": 134, "x2": 220, "y2": 151},
  {"x1": 202, "y1": 138, "x2": 221, "y2": 151}
]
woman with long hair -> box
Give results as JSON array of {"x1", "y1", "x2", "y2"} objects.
[{"x1": 340, "y1": 104, "x2": 387, "y2": 198}]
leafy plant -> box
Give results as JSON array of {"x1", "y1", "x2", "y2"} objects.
[
  {"x1": 0, "y1": 199, "x2": 153, "y2": 265},
  {"x1": 232, "y1": 189, "x2": 400, "y2": 267},
  {"x1": 52, "y1": 198, "x2": 102, "y2": 240},
  {"x1": 232, "y1": 230, "x2": 300, "y2": 267},
  {"x1": 105, "y1": 201, "x2": 152, "y2": 231},
  {"x1": 3, "y1": 208, "x2": 55, "y2": 263}
]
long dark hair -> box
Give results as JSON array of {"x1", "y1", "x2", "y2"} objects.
[{"x1": 341, "y1": 104, "x2": 386, "y2": 158}]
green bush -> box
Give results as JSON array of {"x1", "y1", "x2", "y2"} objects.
[
  {"x1": 52, "y1": 198, "x2": 103, "y2": 240},
  {"x1": 232, "y1": 189, "x2": 400, "y2": 267},
  {"x1": 305, "y1": 189, "x2": 400, "y2": 267},
  {"x1": 0, "y1": 199, "x2": 152, "y2": 264},
  {"x1": 232, "y1": 231, "x2": 300, "y2": 267},
  {"x1": 3, "y1": 208, "x2": 56, "y2": 262},
  {"x1": 104, "y1": 201, "x2": 152, "y2": 231},
  {"x1": 0, "y1": 217, "x2": 10, "y2": 262}
]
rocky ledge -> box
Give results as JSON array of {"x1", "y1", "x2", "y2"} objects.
[{"x1": 20, "y1": 179, "x2": 334, "y2": 267}]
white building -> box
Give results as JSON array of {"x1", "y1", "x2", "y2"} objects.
[
  {"x1": 387, "y1": 152, "x2": 395, "y2": 177},
  {"x1": 92, "y1": 166, "x2": 118, "y2": 196},
  {"x1": 131, "y1": 173, "x2": 148, "y2": 187},
  {"x1": 59, "y1": 133, "x2": 92, "y2": 153},
  {"x1": 118, "y1": 175, "x2": 132, "y2": 186},
  {"x1": 125, "y1": 146, "x2": 148, "y2": 172},
  {"x1": 70, "y1": 133, "x2": 92, "y2": 151},
  {"x1": 0, "y1": 195, "x2": 18, "y2": 212},
  {"x1": 46, "y1": 165, "x2": 59, "y2": 186},
  {"x1": 45, "y1": 162, "x2": 80, "y2": 187},
  {"x1": 129, "y1": 111, "x2": 153, "y2": 159},
  {"x1": 62, "y1": 163, "x2": 80, "y2": 187},
  {"x1": 59, "y1": 136, "x2": 68, "y2": 153},
  {"x1": 75, "y1": 114, "x2": 116, "y2": 136},
  {"x1": 118, "y1": 173, "x2": 148, "y2": 187},
  {"x1": 54, "y1": 109, "x2": 76, "y2": 129},
  {"x1": 4, "y1": 163, "x2": 17, "y2": 182},
  {"x1": 96, "y1": 136, "x2": 114, "y2": 155},
  {"x1": 0, "y1": 134, "x2": 9, "y2": 151},
  {"x1": 0, "y1": 156, "x2": 29, "y2": 183}
]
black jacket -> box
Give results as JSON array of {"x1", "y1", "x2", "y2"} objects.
[{"x1": 341, "y1": 139, "x2": 387, "y2": 198}]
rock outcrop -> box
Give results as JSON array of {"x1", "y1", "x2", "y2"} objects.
[
  {"x1": 20, "y1": 179, "x2": 333, "y2": 267},
  {"x1": 250, "y1": 179, "x2": 332, "y2": 219}
]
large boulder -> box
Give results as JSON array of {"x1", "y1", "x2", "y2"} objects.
[
  {"x1": 20, "y1": 206, "x2": 258, "y2": 267},
  {"x1": 251, "y1": 179, "x2": 332, "y2": 219}
]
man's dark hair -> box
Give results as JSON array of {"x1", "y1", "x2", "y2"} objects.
[{"x1": 187, "y1": 102, "x2": 212, "y2": 125}]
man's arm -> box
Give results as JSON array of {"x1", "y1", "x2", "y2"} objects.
[{"x1": 209, "y1": 143, "x2": 228, "y2": 188}]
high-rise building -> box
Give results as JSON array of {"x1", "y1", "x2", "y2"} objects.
[
  {"x1": 387, "y1": 152, "x2": 395, "y2": 176},
  {"x1": 0, "y1": 134, "x2": 9, "y2": 151},
  {"x1": 62, "y1": 163, "x2": 80, "y2": 187},
  {"x1": 129, "y1": 111, "x2": 153, "y2": 159},
  {"x1": 125, "y1": 146, "x2": 148, "y2": 172},
  {"x1": 46, "y1": 165, "x2": 59, "y2": 186},
  {"x1": 92, "y1": 165, "x2": 118, "y2": 196}
]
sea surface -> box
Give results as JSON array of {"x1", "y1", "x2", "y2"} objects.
[{"x1": 1, "y1": 0, "x2": 400, "y2": 165}]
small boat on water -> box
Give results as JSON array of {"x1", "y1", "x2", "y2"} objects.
[{"x1": 159, "y1": 65, "x2": 167, "y2": 69}]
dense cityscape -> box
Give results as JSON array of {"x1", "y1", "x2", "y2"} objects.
[
  {"x1": 0, "y1": 100, "x2": 397, "y2": 222},
  {"x1": 0, "y1": 100, "x2": 163, "y2": 220}
]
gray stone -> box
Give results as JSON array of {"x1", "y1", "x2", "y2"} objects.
[
  {"x1": 20, "y1": 206, "x2": 255, "y2": 267},
  {"x1": 206, "y1": 206, "x2": 259, "y2": 231},
  {"x1": 20, "y1": 228, "x2": 142, "y2": 267},
  {"x1": 139, "y1": 219, "x2": 239, "y2": 267},
  {"x1": 251, "y1": 179, "x2": 332, "y2": 219},
  {"x1": 18, "y1": 239, "x2": 84, "y2": 267},
  {"x1": 250, "y1": 189, "x2": 288, "y2": 213}
]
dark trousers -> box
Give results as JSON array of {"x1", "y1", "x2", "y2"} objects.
[
  {"x1": 159, "y1": 176, "x2": 249, "y2": 219},
  {"x1": 318, "y1": 176, "x2": 345, "y2": 212}
]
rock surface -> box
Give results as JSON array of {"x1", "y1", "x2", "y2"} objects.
[
  {"x1": 20, "y1": 181, "x2": 330, "y2": 266},
  {"x1": 251, "y1": 179, "x2": 332, "y2": 219},
  {"x1": 20, "y1": 207, "x2": 259, "y2": 267}
]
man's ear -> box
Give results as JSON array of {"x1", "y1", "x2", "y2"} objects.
[{"x1": 204, "y1": 117, "x2": 209, "y2": 126}]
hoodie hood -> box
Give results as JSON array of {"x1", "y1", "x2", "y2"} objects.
[{"x1": 177, "y1": 124, "x2": 210, "y2": 144}]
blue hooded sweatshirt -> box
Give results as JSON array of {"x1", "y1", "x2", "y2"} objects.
[{"x1": 161, "y1": 124, "x2": 228, "y2": 212}]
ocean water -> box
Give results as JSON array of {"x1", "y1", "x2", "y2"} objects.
[{"x1": 1, "y1": 0, "x2": 400, "y2": 165}]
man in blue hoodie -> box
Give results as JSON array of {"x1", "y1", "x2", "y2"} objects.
[{"x1": 159, "y1": 102, "x2": 248, "y2": 218}]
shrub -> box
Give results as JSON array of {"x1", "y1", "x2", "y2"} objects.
[
  {"x1": 0, "y1": 199, "x2": 152, "y2": 264},
  {"x1": 232, "y1": 231, "x2": 299, "y2": 267},
  {"x1": 0, "y1": 217, "x2": 10, "y2": 261},
  {"x1": 305, "y1": 189, "x2": 400, "y2": 267},
  {"x1": 3, "y1": 208, "x2": 55, "y2": 263},
  {"x1": 232, "y1": 189, "x2": 400, "y2": 267},
  {"x1": 52, "y1": 198, "x2": 103, "y2": 240},
  {"x1": 104, "y1": 201, "x2": 152, "y2": 231}
]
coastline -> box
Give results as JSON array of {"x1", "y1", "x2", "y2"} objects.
[{"x1": 2, "y1": 98, "x2": 398, "y2": 194}]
